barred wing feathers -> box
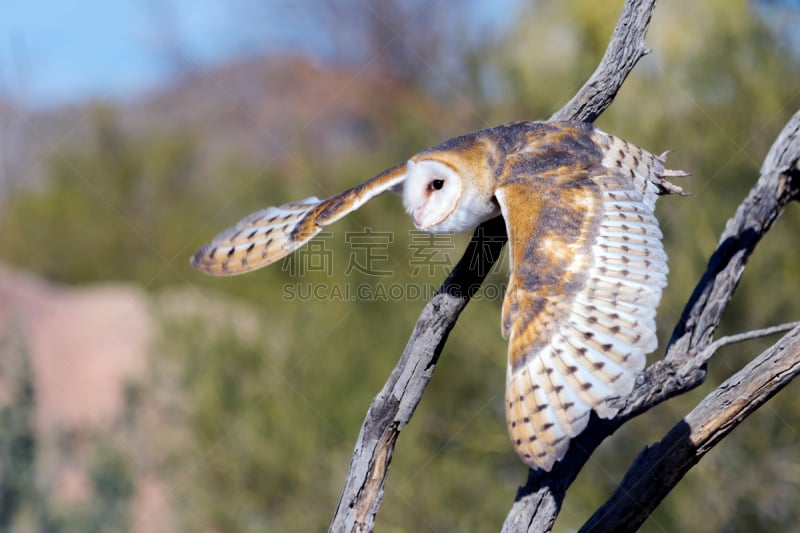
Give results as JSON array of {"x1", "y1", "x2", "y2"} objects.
[
  {"x1": 191, "y1": 163, "x2": 406, "y2": 276},
  {"x1": 497, "y1": 169, "x2": 669, "y2": 471}
]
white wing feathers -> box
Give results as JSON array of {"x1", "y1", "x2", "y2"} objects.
[{"x1": 501, "y1": 177, "x2": 669, "y2": 471}]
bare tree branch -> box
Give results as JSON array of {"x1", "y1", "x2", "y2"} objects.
[
  {"x1": 331, "y1": 1, "x2": 659, "y2": 531},
  {"x1": 667, "y1": 110, "x2": 800, "y2": 360},
  {"x1": 330, "y1": 217, "x2": 507, "y2": 533},
  {"x1": 549, "y1": 0, "x2": 656, "y2": 123},
  {"x1": 581, "y1": 326, "x2": 800, "y2": 532}
]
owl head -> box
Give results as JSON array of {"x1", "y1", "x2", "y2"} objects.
[
  {"x1": 402, "y1": 154, "x2": 501, "y2": 234},
  {"x1": 402, "y1": 158, "x2": 464, "y2": 232}
]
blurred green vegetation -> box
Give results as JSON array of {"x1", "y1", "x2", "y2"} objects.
[
  {"x1": 0, "y1": 332, "x2": 136, "y2": 531},
  {"x1": 1, "y1": 0, "x2": 800, "y2": 531}
]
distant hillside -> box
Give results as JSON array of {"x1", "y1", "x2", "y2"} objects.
[{"x1": 1, "y1": 54, "x2": 471, "y2": 197}]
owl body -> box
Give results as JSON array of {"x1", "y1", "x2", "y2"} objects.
[{"x1": 191, "y1": 121, "x2": 686, "y2": 471}]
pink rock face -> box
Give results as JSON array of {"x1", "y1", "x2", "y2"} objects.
[
  {"x1": 0, "y1": 264, "x2": 151, "y2": 433},
  {"x1": 0, "y1": 263, "x2": 165, "y2": 524}
]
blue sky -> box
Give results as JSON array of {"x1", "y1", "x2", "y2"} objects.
[
  {"x1": 1, "y1": 0, "x2": 263, "y2": 107},
  {"x1": 1, "y1": 0, "x2": 519, "y2": 109}
]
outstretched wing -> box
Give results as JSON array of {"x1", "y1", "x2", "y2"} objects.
[
  {"x1": 497, "y1": 168, "x2": 669, "y2": 471},
  {"x1": 191, "y1": 163, "x2": 407, "y2": 276}
]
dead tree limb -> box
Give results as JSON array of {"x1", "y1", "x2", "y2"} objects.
[
  {"x1": 329, "y1": 217, "x2": 507, "y2": 533},
  {"x1": 332, "y1": 0, "x2": 800, "y2": 529},
  {"x1": 581, "y1": 326, "x2": 800, "y2": 532},
  {"x1": 667, "y1": 110, "x2": 800, "y2": 359},
  {"x1": 330, "y1": 1, "x2": 659, "y2": 531}
]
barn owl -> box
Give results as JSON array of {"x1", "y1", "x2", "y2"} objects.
[{"x1": 191, "y1": 121, "x2": 687, "y2": 471}]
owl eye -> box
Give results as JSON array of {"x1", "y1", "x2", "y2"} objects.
[{"x1": 428, "y1": 179, "x2": 445, "y2": 191}]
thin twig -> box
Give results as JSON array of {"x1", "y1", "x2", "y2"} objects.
[{"x1": 698, "y1": 321, "x2": 800, "y2": 363}]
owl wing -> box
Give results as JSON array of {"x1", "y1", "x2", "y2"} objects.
[
  {"x1": 497, "y1": 168, "x2": 669, "y2": 471},
  {"x1": 191, "y1": 163, "x2": 407, "y2": 275}
]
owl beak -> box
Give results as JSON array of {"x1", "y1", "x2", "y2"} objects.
[{"x1": 412, "y1": 205, "x2": 427, "y2": 229}]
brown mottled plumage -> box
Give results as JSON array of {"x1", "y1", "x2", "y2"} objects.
[{"x1": 191, "y1": 121, "x2": 687, "y2": 471}]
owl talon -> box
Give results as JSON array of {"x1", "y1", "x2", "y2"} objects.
[
  {"x1": 662, "y1": 169, "x2": 692, "y2": 178},
  {"x1": 653, "y1": 151, "x2": 691, "y2": 196},
  {"x1": 656, "y1": 175, "x2": 690, "y2": 196}
]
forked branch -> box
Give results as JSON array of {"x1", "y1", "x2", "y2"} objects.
[
  {"x1": 331, "y1": 0, "x2": 660, "y2": 531},
  {"x1": 582, "y1": 326, "x2": 800, "y2": 532}
]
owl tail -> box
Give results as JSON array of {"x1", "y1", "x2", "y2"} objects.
[{"x1": 592, "y1": 129, "x2": 690, "y2": 210}]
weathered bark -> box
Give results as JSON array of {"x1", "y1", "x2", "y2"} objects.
[{"x1": 330, "y1": 217, "x2": 507, "y2": 533}]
